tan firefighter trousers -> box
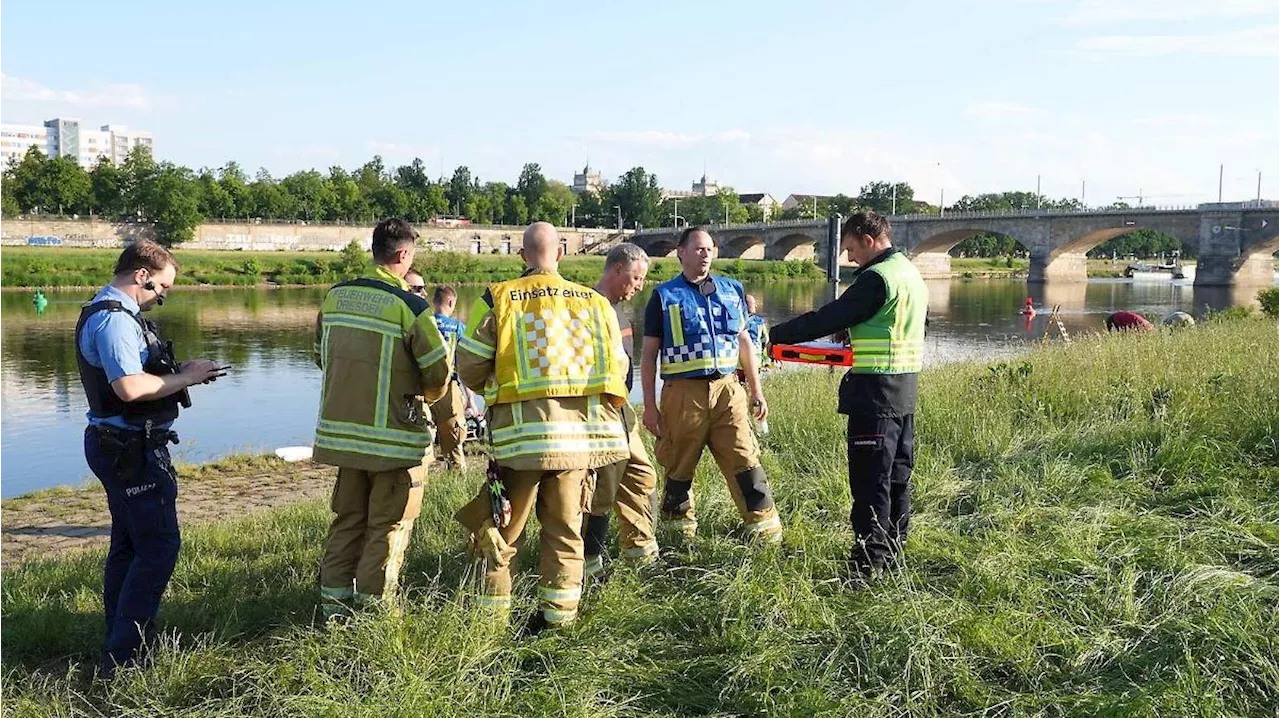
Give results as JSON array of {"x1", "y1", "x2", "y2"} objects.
[
  {"x1": 654, "y1": 375, "x2": 781, "y2": 539},
  {"x1": 319, "y1": 465, "x2": 425, "y2": 608}
]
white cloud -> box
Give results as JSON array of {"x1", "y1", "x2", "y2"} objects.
[
  {"x1": 365, "y1": 140, "x2": 439, "y2": 158},
  {"x1": 584, "y1": 129, "x2": 751, "y2": 149},
  {"x1": 1076, "y1": 27, "x2": 1279, "y2": 56},
  {"x1": 966, "y1": 102, "x2": 1042, "y2": 122},
  {"x1": 1054, "y1": 0, "x2": 1275, "y2": 26},
  {"x1": 1, "y1": 74, "x2": 152, "y2": 110}
]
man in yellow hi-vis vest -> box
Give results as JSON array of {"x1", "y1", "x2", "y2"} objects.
[
  {"x1": 454, "y1": 222, "x2": 629, "y2": 634},
  {"x1": 314, "y1": 218, "x2": 452, "y2": 614}
]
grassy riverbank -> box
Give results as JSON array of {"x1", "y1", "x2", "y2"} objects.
[
  {"x1": 1, "y1": 246, "x2": 825, "y2": 288},
  {"x1": 2, "y1": 318, "x2": 1277, "y2": 716}
]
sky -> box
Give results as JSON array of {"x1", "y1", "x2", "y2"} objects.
[{"x1": 2, "y1": 0, "x2": 1277, "y2": 206}]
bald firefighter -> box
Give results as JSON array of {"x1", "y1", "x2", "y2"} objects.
[
  {"x1": 314, "y1": 218, "x2": 452, "y2": 614},
  {"x1": 455, "y1": 222, "x2": 629, "y2": 633},
  {"x1": 640, "y1": 226, "x2": 782, "y2": 542}
]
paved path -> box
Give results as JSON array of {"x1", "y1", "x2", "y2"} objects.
[{"x1": 1, "y1": 462, "x2": 335, "y2": 569}]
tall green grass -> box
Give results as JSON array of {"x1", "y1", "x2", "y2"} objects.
[
  {"x1": 1, "y1": 247, "x2": 825, "y2": 289},
  {"x1": 2, "y1": 319, "x2": 1276, "y2": 716}
]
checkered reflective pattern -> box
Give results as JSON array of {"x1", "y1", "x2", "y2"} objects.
[
  {"x1": 523, "y1": 309, "x2": 596, "y2": 378},
  {"x1": 661, "y1": 305, "x2": 739, "y2": 367}
]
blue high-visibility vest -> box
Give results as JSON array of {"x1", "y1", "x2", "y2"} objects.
[{"x1": 654, "y1": 275, "x2": 746, "y2": 379}]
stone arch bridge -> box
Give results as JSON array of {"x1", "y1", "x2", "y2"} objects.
[{"x1": 628, "y1": 203, "x2": 1278, "y2": 285}]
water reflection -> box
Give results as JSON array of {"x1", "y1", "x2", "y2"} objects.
[{"x1": 0, "y1": 277, "x2": 1269, "y2": 496}]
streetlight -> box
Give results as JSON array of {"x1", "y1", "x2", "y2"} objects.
[
  {"x1": 613, "y1": 205, "x2": 622, "y2": 231},
  {"x1": 671, "y1": 198, "x2": 680, "y2": 228},
  {"x1": 937, "y1": 162, "x2": 945, "y2": 217}
]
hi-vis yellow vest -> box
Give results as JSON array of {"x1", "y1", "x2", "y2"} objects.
[{"x1": 482, "y1": 272, "x2": 628, "y2": 407}]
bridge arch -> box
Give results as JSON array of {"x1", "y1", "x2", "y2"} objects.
[
  {"x1": 911, "y1": 228, "x2": 1031, "y2": 256},
  {"x1": 721, "y1": 234, "x2": 765, "y2": 259},
  {"x1": 767, "y1": 233, "x2": 819, "y2": 261},
  {"x1": 635, "y1": 236, "x2": 677, "y2": 257}
]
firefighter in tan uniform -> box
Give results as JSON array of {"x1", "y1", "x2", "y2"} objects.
[
  {"x1": 455, "y1": 222, "x2": 629, "y2": 633},
  {"x1": 640, "y1": 226, "x2": 782, "y2": 541},
  {"x1": 583, "y1": 243, "x2": 659, "y2": 579},
  {"x1": 314, "y1": 219, "x2": 452, "y2": 615},
  {"x1": 429, "y1": 285, "x2": 468, "y2": 471}
]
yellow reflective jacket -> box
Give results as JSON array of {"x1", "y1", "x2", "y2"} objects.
[
  {"x1": 457, "y1": 269, "x2": 629, "y2": 471},
  {"x1": 312, "y1": 266, "x2": 452, "y2": 472}
]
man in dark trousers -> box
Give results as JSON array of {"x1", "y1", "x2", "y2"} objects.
[
  {"x1": 76, "y1": 240, "x2": 225, "y2": 675},
  {"x1": 768, "y1": 211, "x2": 928, "y2": 579}
]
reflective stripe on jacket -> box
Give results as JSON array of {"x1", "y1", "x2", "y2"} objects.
[
  {"x1": 655, "y1": 275, "x2": 745, "y2": 379},
  {"x1": 312, "y1": 266, "x2": 452, "y2": 471},
  {"x1": 457, "y1": 269, "x2": 628, "y2": 471},
  {"x1": 846, "y1": 252, "x2": 928, "y2": 374}
]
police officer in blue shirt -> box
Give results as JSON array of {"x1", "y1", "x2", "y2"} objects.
[{"x1": 76, "y1": 240, "x2": 224, "y2": 676}]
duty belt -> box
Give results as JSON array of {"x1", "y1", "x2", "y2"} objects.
[{"x1": 90, "y1": 420, "x2": 180, "y2": 450}]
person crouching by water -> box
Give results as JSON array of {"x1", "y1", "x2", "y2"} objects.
[
  {"x1": 76, "y1": 240, "x2": 226, "y2": 676},
  {"x1": 768, "y1": 211, "x2": 929, "y2": 583}
]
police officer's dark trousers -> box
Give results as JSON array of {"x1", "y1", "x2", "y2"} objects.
[
  {"x1": 84, "y1": 425, "x2": 181, "y2": 673},
  {"x1": 846, "y1": 414, "x2": 913, "y2": 572}
]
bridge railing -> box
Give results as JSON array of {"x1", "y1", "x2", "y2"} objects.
[{"x1": 630, "y1": 204, "x2": 1214, "y2": 236}]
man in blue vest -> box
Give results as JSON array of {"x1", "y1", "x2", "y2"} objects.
[
  {"x1": 640, "y1": 226, "x2": 782, "y2": 542},
  {"x1": 768, "y1": 211, "x2": 928, "y2": 580},
  {"x1": 430, "y1": 284, "x2": 468, "y2": 471},
  {"x1": 76, "y1": 240, "x2": 225, "y2": 676}
]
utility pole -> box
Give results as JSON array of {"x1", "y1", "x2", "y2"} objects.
[
  {"x1": 672, "y1": 198, "x2": 679, "y2": 228},
  {"x1": 1218, "y1": 163, "x2": 1224, "y2": 203},
  {"x1": 1036, "y1": 175, "x2": 1041, "y2": 209},
  {"x1": 939, "y1": 188, "x2": 945, "y2": 217},
  {"x1": 1081, "y1": 180, "x2": 1086, "y2": 206},
  {"x1": 891, "y1": 184, "x2": 897, "y2": 215},
  {"x1": 1257, "y1": 170, "x2": 1262, "y2": 202}
]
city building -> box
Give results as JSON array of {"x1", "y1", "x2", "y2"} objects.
[
  {"x1": 662, "y1": 174, "x2": 723, "y2": 200},
  {"x1": 572, "y1": 163, "x2": 605, "y2": 194},
  {"x1": 0, "y1": 118, "x2": 152, "y2": 168},
  {"x1": 738, "y1": 192, "x2": 779, "y2": 219},
  {"x1": 781, "y1": 193, "x2": 833, "y2": 211}
]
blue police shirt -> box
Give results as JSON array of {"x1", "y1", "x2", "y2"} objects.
[{"x1": 78, "y1": 285, "x2": 169, "y2": 431}]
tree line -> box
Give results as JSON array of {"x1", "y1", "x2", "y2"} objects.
[{"x1": 1, "y1": 147, "x2": 1185, "y2": 257}]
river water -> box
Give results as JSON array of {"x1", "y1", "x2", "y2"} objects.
[{"x1": 0, "y1": 277, "x2": 1267, "y2": 497}]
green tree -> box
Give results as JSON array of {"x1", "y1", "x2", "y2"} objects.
[
  {"x1": 281, "y1": 170, "x2": 336, "y2": 220},
  {"x1": 447, "y1": 166, "x2": 474, "y2": 216},
  {"x1": 535, "y1": 180, "x2": 576, "y2": 226},
  {"x1": 603, "y1": 166, "x2": 662, "y2": 229},
  {"x1": 573, "y1": 189, "x2": 606, "y2": 227},
  {"x1": 39, "y1": 156, "x2": 92, "y2": 215},
  {"x1": 328, "y1": 166, "x2": 367, "y2": 221},
  {"x1": 196, "y1": 169, "x2": 236, "y2": 219},
  {"x1": 505, "y1": 194, "x2": 528, "y2": 226},
  {"x1": 250, "y1": 169, "x2": 296, "y2": 220},
  {"x1": 6, "y1": 146, "x2": 49, "y2": 213},
  {"x1": 218, "y1": 162, "x2": 252, "y2": 219},
  {"x1": 857, "y1": 181, "x2": 916, "y2": 214},
  {"x1": 516, "y1": 163, "x2": 548, "y2": 219},
  {"x1": 119, "y1": 146, "x2": 158, "y2": 218},
  {"x1": 144, "y1": 164, "x2": 205, "y2": 246},
  {"x1": 2, "y1": 175, "x2": 19, "y2": 218},
  {"x1": 90, "y1": 159, "x2": 124, "y2": 217}
]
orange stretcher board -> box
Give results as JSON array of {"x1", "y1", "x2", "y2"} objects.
[{"x1": 769, "y1": 341, "x2": 853, "y2": 366}]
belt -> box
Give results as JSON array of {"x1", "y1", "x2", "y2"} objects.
[
  {"x1": 89, "y1": 422, "x2": 180, "y2": 448},
  {"x1": 668, "y1": 373, "x2": 734, "y2": 383}
]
